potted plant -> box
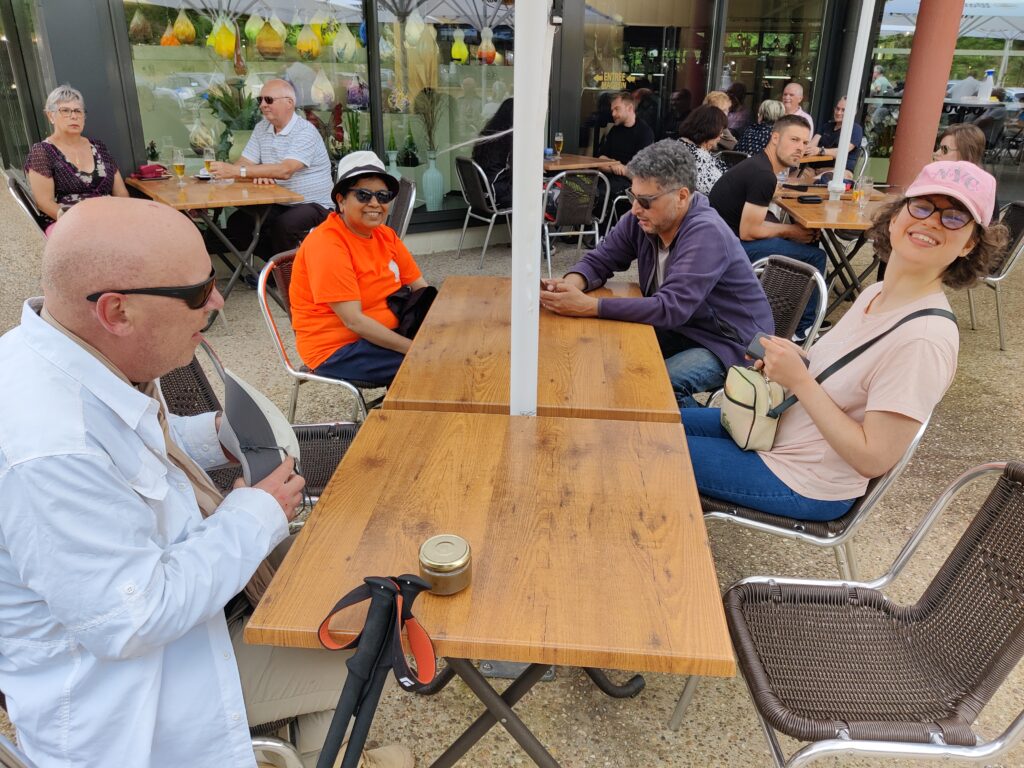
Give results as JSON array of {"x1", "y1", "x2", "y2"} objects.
[
  {"x1": 413, "y1": 88, "x2": 448, "y2": 210},
  {"x1": 205, "y1": 78, "x2": 260, "y2": 161}
]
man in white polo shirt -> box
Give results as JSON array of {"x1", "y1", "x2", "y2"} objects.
[
  {"x1": 211, "y1": 78, "x2": 333, "y2": 260},
  {"x1": 781, "y1": 81, "x2": 813, "y2": 137}
]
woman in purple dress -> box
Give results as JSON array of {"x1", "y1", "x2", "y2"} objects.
[{"x1": 25, "y1": 85, "x2": 129, "y2": 234}]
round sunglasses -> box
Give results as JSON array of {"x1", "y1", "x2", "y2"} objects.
[
  {"x1": 904, "y1": 197, "x2": 974, "y2": 231},
  {"x1": 86, "y1": 268, "x2": 217, "y2": 309},
  {"x1": 349, "y1": 188, "x2": 397, "y2": 205}
]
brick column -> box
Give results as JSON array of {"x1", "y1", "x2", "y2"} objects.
[{"x1": 887, "y1": 0, "x2": 965, "y2": 187}]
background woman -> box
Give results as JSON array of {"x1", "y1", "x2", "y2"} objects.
[
  {"x1": 934, "y1": 123, "x2": 986, "y2": 165},
  {"x1": 678, "y1": 105, "x2": 728, "y2": 194},
  {"x1": 726, "y1": 82, "x2": 751, "y2": 139},
  {"x1": 682, "y1": 161, "x2": 1006, "y2": 521},
  {"x1": 702, "y1": 91, "x2": 738, "y2": 150},
  {"x1": 472, "y1": 98, "x2": 514, "y2": 208},
  {"x1": 736, "y1": 100, "x2": 784, "y2": 156},
  {"x1": 25, "y1": 85, "x2": 128, "y2": 235}
]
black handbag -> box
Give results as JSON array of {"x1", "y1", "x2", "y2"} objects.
[{"x1": 386, "y1": 285, "x2": 438, "y2": 339}]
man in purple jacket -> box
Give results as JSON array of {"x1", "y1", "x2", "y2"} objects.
[{"x1": 541, "y1": 139, "x2": 774, "y2": 408}]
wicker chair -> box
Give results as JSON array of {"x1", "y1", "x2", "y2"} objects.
[
  {"x1": 968, "y1": 201, "x2": 1024, "y2": 350},
  {"x1": 385, "y1": 177, "x2": 416, "y2": 239},
  {"x1": 258, "y1": 250, "x2": 383, "y2": 423},
  {"x1": 753, "y1": 255, "x2": 827, "y2": 349},
  {"x1": 542, "y1": 170, "x2": 610, "y2": 279},
  {"x1": 718, "y1": 461, "x2": 1024, "y2": 767},
  {"x1": 454, "y1": 156, "x2": 512, "y2": 268},
  {"x1": 160, "y1": 343, "x2": 357, "y2": 500}
]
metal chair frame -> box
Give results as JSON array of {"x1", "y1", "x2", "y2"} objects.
[
  {"x1": 968, "y1": 201, "x2": 1024, "y2": 350},
  {"x1": 386, "y1": 177, "x2": 416, "y2": 239},
  {"x1": 752, "y1": 255, "x2": 827, "y2": 350},
  {"x1": 6, "y1": 174, "x2": 48, "y2": 233},
  {"x1": 257, "y1": 251, "x2": 373, "y2": 423},
  {"x1": 454, "y1": 156, "x2": 512, "y2": 269},
  {"x1": 542, "y1": 170, "x2": 610, "y2": 279},
  {"x1": 723, "y1": 462, "x2": 1024, "y2": 767},
  {"x1": 604, "y1": 193, "x2": 631, "y2": 236}
]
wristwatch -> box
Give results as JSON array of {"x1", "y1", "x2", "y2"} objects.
[{"x1": 239, "y1": 166, "x2": 247, "y2": 179}]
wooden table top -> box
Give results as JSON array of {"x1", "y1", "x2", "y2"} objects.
[
  {"x1": 543, "y1": 154, "x2": 619, "y2": 173},
  {"x1": 799, "y1": 153, "x2": 833, "y2": 164},
  {"x1": 776, "y1": 196, "x2": 889, "y2": 231},
  {"x1": 127, "y1": 176, "x2": 304, "y2": 210},
  {"x1": 246, "y1": 409, "x2": 735, "y2": 677},
  {"x1": 383, "y1": 275, "x2": 680, "y2": 423}
]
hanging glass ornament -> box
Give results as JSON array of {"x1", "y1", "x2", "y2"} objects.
[
  {"x1": 405, "y1": 9, "x2": 425, "y2": 47},
  {"x1": 358, "y1": 20, "x2": 367, "y2": 46},
  {"x1": 310, "y1": 10, "x2": 327, "y2": 43},
  {"x1": 379, "y1": 32, "x2": 394, "y2": 59},
  {"x1": 477, "y1": 26, "x2": 496, "y2": 64},
  {"x1": 232, "y1": 22, "x2": 247, "y2": 75},
  {"x1": 268, "y1": 12, "x2": 287, "y2": 39},
  {"x1": 296, "y1": 23, "x2": 322, "y2": 60},
  {"x1": 160, "y1": 23, "x2": 180, "y2": 46},
  {"x1": 213, "y1": 15, "x2": 236, "y2": 60},
  {"x1": 333, "y1": 23, "x2": 359, "y2": 63},
  {"x1": 311, "y1": 68, "x2": 335, "y2": 110},
  {"x1": 450, "y1": 28, "x2": 468, "y2": 64},
  {"x1": 128, "y1": 9, "x2": 152, "y2": 44},
  {"x1": 173, "y1": 10, "x2": 195, "y2": 44},
  {"x1": 256, "y1": 19, "x2": 284, "y2": 59},
  {"x1": 243, "y1": 71, "x2": 263, "y2": 99},
  {"x1": 244, "y1": 12, "x2": 264, "y2": 43}
]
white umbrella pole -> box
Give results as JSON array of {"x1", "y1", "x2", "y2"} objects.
[
  {"x1": 829, "y1": 0, "x2": 878, "y2": 196},
  {"x1": 509, "y1": 0, "x2": 555, "y2": 416}
]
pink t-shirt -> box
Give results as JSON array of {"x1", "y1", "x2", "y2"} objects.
[{"x1": 760, "y1": 283, "x2": 959, "y2": 501}]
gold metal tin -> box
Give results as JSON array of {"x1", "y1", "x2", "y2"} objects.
[{"x1": 418, "y1": 534, "x2": 472, "y2": 595}]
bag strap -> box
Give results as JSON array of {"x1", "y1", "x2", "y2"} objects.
[{"x1": 767, "y1": 308, "x2": 956, "y2": 418}]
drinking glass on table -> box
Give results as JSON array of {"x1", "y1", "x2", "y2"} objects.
[
  {"x1": 172, "y1": 149, "x2": 186, "y2": 187},
  {"x1": 855, "y1": 176, "x2": 874, "y2": 210},
  {"x1": 202, "y1": 147, "x2": 214, "y2": 176},
  {"x1": 553, "y1": 131, "x2": 564, "y2": 158}
]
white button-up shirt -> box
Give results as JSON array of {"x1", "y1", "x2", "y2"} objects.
[{"x1": 0, "y1": 301, "x2": 288, "y2": 767}]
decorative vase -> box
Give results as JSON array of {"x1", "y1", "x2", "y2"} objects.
[
  {"x1": 387, "y1": 150, "x2": 401, "y2": 180},
  {"x1": 422, "y1": 151, "x2": 443, "y2": 211},
  {"x1": 228, "y1": 129, "x2": 253, "y2": 163}
]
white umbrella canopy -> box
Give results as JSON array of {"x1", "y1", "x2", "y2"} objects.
[{"x1": 884, "y1": 0, "x2": 1024, "y2": 40}]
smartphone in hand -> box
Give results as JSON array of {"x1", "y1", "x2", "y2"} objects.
[{"x1": 746, "y1": 332, "x2": 770, "y2": 361}]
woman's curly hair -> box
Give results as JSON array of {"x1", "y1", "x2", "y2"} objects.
[{"x1": 867, "y1": 196, "x2": 1009, "y2": 289}]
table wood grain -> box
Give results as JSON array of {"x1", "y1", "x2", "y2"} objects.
[
  {"x1": 383, "y1": 275, "x2": 680, "y2": 423},
  {"x1": 543, "y1": 154, "x2": 619, "y2": 173},
  {"x1": 776, "y1": 196, "x2": 889, "y2": 231},
  {"x1": 246, "y1": 409, "x2": 736, "y2": 678},
  {"x1": 127, "y1": 177, "x2": 303, "y2": 210}
]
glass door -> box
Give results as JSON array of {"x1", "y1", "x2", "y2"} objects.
[{"x1": 0, "y1": 0, "x2": 49, "y2": 172}]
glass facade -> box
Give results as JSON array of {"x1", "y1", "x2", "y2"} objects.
[{"x1": 0, "y1": 0, "x2": 51, "y2": 171}]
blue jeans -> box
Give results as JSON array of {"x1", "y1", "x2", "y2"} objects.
[
  {"x1": 665, "y1": 346, "x2": 726, "y2": 409},
  {"x1": 741, "y1": 238, "x2": 826, "y2": 335},
  {"x1": 314, "y1": 338, "x2": 405, "y2": 386},
  {"x1": 681, "y1": 408, "x2": 854, "y2": 521}
]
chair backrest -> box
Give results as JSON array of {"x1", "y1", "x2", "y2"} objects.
[
  {"x1": 7, "y1": 175, "x2": 48, "y2": 232},
  {"x1": 258, "y1": 250, "x2": 304, "y2": 377},
  {"x1": 718, "y1": 150, "x2": 749, "y2": 169},
  {"x1": 160, "y1": 355, "x2": 222, "y2": 415},
  {"x1": 751, "y1": 255, "x2": 827, "y2": 345},
  {"x1": 454, "y1": 156, "x2": 497, "y2": 214},
  {"x1": 993, "y1": 201, "x2": 1024, "y2": 279},
  {"x1": 908, "y1": 460, "x2": 1024, "y2": 724},
  {"x1": 386, "y1": 177, "x2": 416, "y2": 239},
  {"x1": 0, "y1": 732, "x2": 36, "y2": 768},
  {"x1": 543, "y1": 170, "x2": 610, "y2": 228}
]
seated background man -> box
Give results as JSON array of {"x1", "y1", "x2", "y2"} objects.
[
  {"x1": 803, "y1": 97, "x2": 863, "y2": 180},
  {"x1": 781, "y1": 81, "x2": 814, "y2": 136},
  {"x1": 596, "y1": 90, "x2": 655, "y2": 197},
  {"x1": 210, "y1": 78, "x2": 333, "y2": 261},
  {"x1": 0, "y1": 197, "x2": 410, "y2": 768},
  {"x1": 290, "y1": 151, "x2": 428, "y2": 386},
  {"x1": 708, "y1": 114, "x2": 826, "y2": 339},
  {"x1": 540, "y1": 140, "x2": 774, "y2": 409}
]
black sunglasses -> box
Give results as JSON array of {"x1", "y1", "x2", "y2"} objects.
[
  {"x1": 256, "y1": 95, "x2": 293, "y2": 105},
  {"x1": 86, "y1": 268, "x2": 217, "y2": 309},
  {"x1": 626, "y1": 187, "x2": 680, "y2": 210},
  {"x1": 905, "y1": 197, "x2": 974, "y2": 231},
  {"x1": 349, "y1": 188, "x2": 397, "y2": 205}
]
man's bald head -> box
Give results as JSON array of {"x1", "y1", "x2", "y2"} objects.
[{"x1": 42, "y1": 197, "x2": 220, "y2": 381}]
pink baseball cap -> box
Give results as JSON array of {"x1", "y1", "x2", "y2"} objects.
[{"x1": 904, "y1": 161, "x2": 996, "y2": 226}]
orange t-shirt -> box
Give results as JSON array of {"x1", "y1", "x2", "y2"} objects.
[{"x1": 289, "y1": 212, "x2": 423, "y2": 369}]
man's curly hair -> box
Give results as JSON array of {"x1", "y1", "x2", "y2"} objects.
[{"x1": 867, "y1": 197, "x2": 1009, "y2": 290}]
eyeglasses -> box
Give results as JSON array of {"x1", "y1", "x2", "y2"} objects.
[
  {"x1": 625, "y1": 187, "x2": 680, "y2": 210},
  {"x1": 56, "y1": 107, "x2": 85, "y2": 117},
  {"x1": 905, "y1": 197, "x2": 974, "y2": 231},
  {"x1": 349, "y1": 188, "x2": 397, "y2": 205},
  {"x1": 935, "y1": 143, "x2": 957, "y2": 156},
  {"x1": 256, "y1": 95, "x2": 293, "y2": 105},
  {"x1": 86, "y1": 268, "x2": 217, "y2": 309}
]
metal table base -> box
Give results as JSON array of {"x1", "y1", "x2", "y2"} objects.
[{"x1": 199, "y1": 205, "x2": 270, "y2": 330}]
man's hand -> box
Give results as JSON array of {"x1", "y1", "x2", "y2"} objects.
[
  {"x1": 253, "y1": 177, "x2": 277, "y2": 185},
  {"x1": 787, "y1": 224, "x2": 819, "y2": 244},
  {"x1": 208, "y1": 161, "x2": 239, "y2": 180},
  {"x1": 235, "y1": 456, "x2": 306, "y2": 522},
  {"x1": 539, "y1": 280, "x2": 599, "y2": 317},
  {"x1": 609, "y1": 162, "x2": 628, "y2": 176}
]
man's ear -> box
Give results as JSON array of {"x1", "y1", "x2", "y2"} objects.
[{"x1": 93, "y1": 294, "x2": 135, "y2": 337}]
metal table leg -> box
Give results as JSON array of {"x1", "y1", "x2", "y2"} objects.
[
  {"x1": 823, "y1": 230, "x2": 878, "y2": 317},
  {"x1": 429, "y1": 658, "x2": 560, "y2": 768},
  {"x1": 199, "y1": 206, "x2": 270, "y2": 329}
]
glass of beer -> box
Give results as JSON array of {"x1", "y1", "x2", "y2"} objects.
[
  {"x1": 172, "y1": 149, "x2": 186, "y2": 187},
  {"x1": 553, "y1": 131, "x2": 564, "y2": 159},
  {"x1": 856, "y1": 177, "x2": 874, "y2": 210},
  {"x1": 203, "y1": 147, "x2": 214, "y2": 177}
]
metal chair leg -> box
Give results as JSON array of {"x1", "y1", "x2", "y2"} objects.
[
  {"x1": 479, "y1": 215, "x2": 497, "y2": 270},
  {"x1": 456, "y1": 209, "x2": 471, "y2": 259},
  {"x1": 968, "y1": 287, "x2": 978, "y2": 330},
  {"x1": 668, "y1": 676, "x2": 700, "y2": 731},
  {"x1": 995, "y1": 283, "x2": 1006, "y2": 350},
  {"x1": 544, "y1": 226, "x2": 552, "y2": 279},
  {"x1": 834, "y1": 540, "x2": 859, "y2": 581},
  {"x1": 287, "y1": 380, "x2": 301, "y2": 422}
]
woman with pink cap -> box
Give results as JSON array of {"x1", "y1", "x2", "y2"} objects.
[{"x1": 682, "y1": 161, "x2": 1008, "y2": 521}]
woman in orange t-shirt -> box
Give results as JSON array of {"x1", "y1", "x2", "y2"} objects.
[{"x1": 290, "y1": 152, "x2": 428, "y2": 385}]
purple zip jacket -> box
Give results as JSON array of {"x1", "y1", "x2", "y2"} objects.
[{"x1": 566, "y1": 194, "x2": 774, "y2": 369}]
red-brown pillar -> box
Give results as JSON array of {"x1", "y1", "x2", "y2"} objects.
[{"x1": 887, "y1": 0, "x2": 964, "y2": 187}]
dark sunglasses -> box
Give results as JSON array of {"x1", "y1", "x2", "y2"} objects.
[
  {"x1": 86, "y1": 268, "x2": 217, "y2": 309},
  {"x1": 349, "y1": 188, "x2": 397, "y2": 205},
  {"x1": 256, "y1": 95, "x2": 293, "y2": 105},
  {"x1": 626, "y1": 187, "x2": 680, "y2": 210},
  {"x1": 905, "y1": 197, "x2": 974, "y2": 231}
]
